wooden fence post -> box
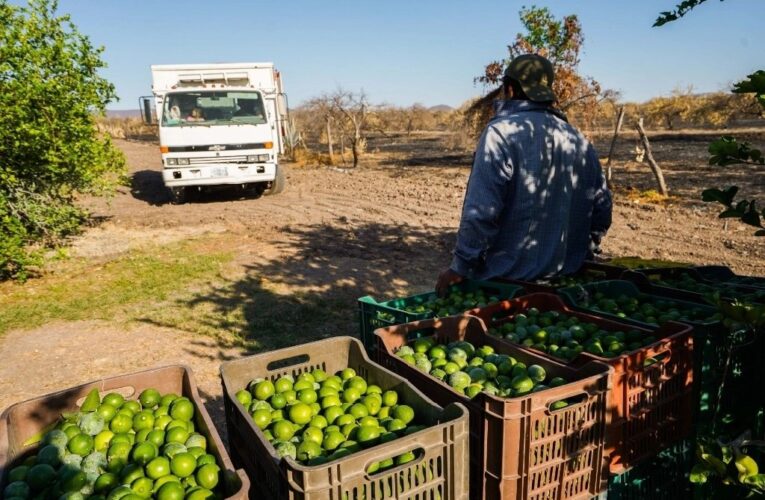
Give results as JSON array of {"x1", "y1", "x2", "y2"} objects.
[{"x1": 635, "y1": 117, "x2": 669, "y2": 196}]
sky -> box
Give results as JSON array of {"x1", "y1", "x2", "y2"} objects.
[{"x1": 21, "y1": 0, "x2": 765, "y2": 109}]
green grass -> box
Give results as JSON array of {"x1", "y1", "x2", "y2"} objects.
[{"x1": 0, "y1": 239, "x2": 233, "y2": 336}]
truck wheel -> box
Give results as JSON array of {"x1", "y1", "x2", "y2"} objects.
[
  {"x1": 170, "y1": 187, "x2": 187, "y2": 204},
  {"x1": 265, "y1": 166, "x2": 286, "y2": 195}
]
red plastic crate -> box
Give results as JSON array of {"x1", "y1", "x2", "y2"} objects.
[
  {"x1": 375, "y1": 315, "x2": 611, "y2": 500},
  {"x1": 468, "y1": 293, "x2": 695, "y2": 473}
]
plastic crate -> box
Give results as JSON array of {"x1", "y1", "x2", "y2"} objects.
[
  {"x1": 375, "y1": 315, "x2": 611, "y2": 500},
  {"x1": 358, "y1": 279, "x2": 523, "y2": 352},
  {"x1": 220, "y1": 336, "x2": 470, "y2": 500},
  {"x1": 468, "y1": 293, "x2": 694, "y2": 474},
  {"x1": 693, "y1": 265, "x2": 765, "y2": 290},
  {"x1": 606, "y1": 438, "x2": 693, "y2": 500},
  {"x1": 555, "y1": 280, "x2": 730, "y2": 432},
  {"x1": 495, "y1": 261, "x2": 626, "y2": 294},
  {"x1": 621, "y1": 268, "x2": 765, "y2": 305},
  {"x1": 0, "y1": 365, "x2": 249, "y2": 499}
]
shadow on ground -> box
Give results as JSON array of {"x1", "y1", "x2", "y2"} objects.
[{"x1": 140, "y1": 222, "x2": 456, "y2": 358}]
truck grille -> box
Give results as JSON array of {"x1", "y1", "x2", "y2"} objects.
[{"x1": 187, "y1": 155, "x2": 250, "y2": 165}]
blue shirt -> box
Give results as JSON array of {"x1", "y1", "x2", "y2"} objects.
[{"x1": 450, "y1": 99, "x2": 612, "y2": 281}]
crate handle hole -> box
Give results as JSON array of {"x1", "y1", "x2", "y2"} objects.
[
  {"x1": 548, "y1": 392, "x2": 588, "y2": 413},
  {"x1": 267, "y1": 354, "x2": 310, "y2": 371}
]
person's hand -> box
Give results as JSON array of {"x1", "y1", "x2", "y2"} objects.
[{"x1": 435, "y1": 268, "x2": 464, "y2": 297}]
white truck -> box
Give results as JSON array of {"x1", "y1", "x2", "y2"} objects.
[{"x1": 141, "y1": 62, "x2": 289, "y2": 202}]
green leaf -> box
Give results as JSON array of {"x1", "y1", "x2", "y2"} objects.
[{"x1": 742, "y1": 201, "x2": 763, "y2": 228}]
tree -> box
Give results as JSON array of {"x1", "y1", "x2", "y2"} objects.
[
  {"x1": 470, "y1": 6, "x2": 605, "y2": 131},
  {"x1": 330, "y1": 88, "x2": 369, "y2": 168},
  {"x1": 0, "y1": 0, "x2": 126, "y2": 279}
]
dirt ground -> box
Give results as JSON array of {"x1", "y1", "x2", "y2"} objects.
[{"x1": 1, "y1": 131, "x2": 764, "y2": 439}]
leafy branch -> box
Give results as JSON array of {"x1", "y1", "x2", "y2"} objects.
[
  {"x1": 654, "y1": 0, "x2": 724, "y2": 26},
  {"x1": 702, "y1": 187, "x2": 765, "y2": 236},
  {"x1": 692, "y1": 431, "x2": 765, "y2": 495}
]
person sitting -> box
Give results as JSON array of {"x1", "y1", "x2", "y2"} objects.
[
  {"x1": 168, "y1": 105, "x2": 181, "y2": 120},
  {"x1": 186, "y1": 108, "x2": 205, "y2": 122}
]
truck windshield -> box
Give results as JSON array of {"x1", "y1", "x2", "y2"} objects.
[{"x1": 162, "y1": 90, "x2": 267, "y2": 127}]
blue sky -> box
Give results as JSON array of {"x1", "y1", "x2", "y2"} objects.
[{"x1": 28, "y1": 0, "x2": 765, "y2": 109}]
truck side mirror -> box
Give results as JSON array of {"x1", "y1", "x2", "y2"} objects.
[{"x1": 139, "y1": 96, "x2": 155, "y2": 124}]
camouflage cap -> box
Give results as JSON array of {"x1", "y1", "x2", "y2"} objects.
[{"x1": 503, "y1": 54, "x2": 556, "y2": 103}]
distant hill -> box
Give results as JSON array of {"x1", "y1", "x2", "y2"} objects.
[
  {"x1": 429, "y1": 104, "x2": 453, "y2": 112},
  {"x1": 106, "y1": 109, "x2": 141, "y2": 118}
]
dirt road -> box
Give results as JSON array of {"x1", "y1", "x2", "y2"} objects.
[{"x1": 1, "y1": 134, "x2": 763, "y2": 435}]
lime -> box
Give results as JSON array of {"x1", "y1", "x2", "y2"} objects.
[
  {"x1": 288, "y1": 403, "x2": 313, "y2": 425},
  {"x1": 102, "y1": 393, "x2": 125, "y2": 408},
  {"x1": 296, "y1": 441, "x2": 323, "y2": 461},
  {"x1": 170, "y1": 452, "x2": 197, "y2": 478},
  {"x1": 109, "y1": 414, "x2": 133, "y2": 434},
  {"x1": 396, "y1": 451, "x2": 416, "y2": 465},
  {"x1": 298, "y1": 389, "x2": 318, "y2": 404},
  {"x1": 252, "y1": 409, "x2": 272, "y2": 429},
  {"x1": 381, "y1": 391, "x2": 398, "y2": 407},
  {"x1": 94, "y1": 430, "x2": 114, "y2": 452},
  {"x1": 274, "y1": 376, "x2": 294, "y2": 393},
  {"x1": 511, "y1": 375, "x2": 534, "y2": 395},
  {"x1": 526, "y1": 365, "x2": 547, "y2": 383},
  {"x1": 323, "y1": 431, "x2": 345, "y2": 451},
  {"x1": 122, "y1": 400, "x2": 142, "y2": 414},
  {"x1": 340, "y1": 368, "x2": 356, "y2": 380},
  {"x1": 62, "y1": 469, "x2": 87, "y2": 492},
  {"x1": 4, "y1": 481, "x2": 30, "y2": 498},
  {"x1": 186, "y1": 487, "x2": 215, "y2": 500},
  {"x1": 156, "y1": 481, "x2": 185, "y2": 500},
  {"x1": 323, "y1": 405, "x2": 344, "y2": 425},
  {"x1": 309, "y1": 415, "x2": 328, "y2": 429},
  {"x1": 94, "y1": 472, "x2": 119, "y2": 493},
  {"x1": 96, "y1": 403, "x2": 117, "y2": 423},
  {"x1": 26, "y1": 463, "x2": 56, "y2": 491},
  {"x1": 321, "y1": 395, "x2": 342, "y2": 409},
  {"x1": 272, "y1": 420, "x2": 295, "y2": 441},
  {"x1": 185, "y1": 433, "x2": 206, "y2": 450},
  {"x1": 166, "y1": 426, "x2": 190, "y2": 444},
  {"x1": 7, "y1": 465, "x2": 28, "y2": 483},
  {"x1": 356, "y1": 426, "x2": 380, "y2": 446},
  {"x1": 253, "y1": 380, "x2": 276, "y2": 401},
  {"x1": 187, "y1": 446, "x2": 206, "y2": 459},
  {"x1": 154, "y1": 415, "x2": 173, "y2": 430},
  {"x1": 196, "y1": 453, "x2": 216, "y2": 467},
  {"x1": 235, "y1": 390, "x2": 252, "y2": 408},
  {"x1": 139, "y1": 389, "x2": 161, "y2": 409},
  {"x1": 362, "y1": 395, "x2": 382, "y2": 415},
  {"x1": 549, "y1": 376, "x2": 567, "y2": 388},
  {"x1": 120, "y1": 462, "x2": 145, "y2": 485},
  {"x1": 302, "y1": 426, "x2": 324, "y2": 445},
  {"x1": 348, "y1": 403, "x2": 369, "y2": 419},
  {"x1": 162, "y1": 442, "x2": 187, "y2": 459},
  {"x1": 310, "y1": 402, "x2": 322, "y2": 416},
  {"x1": 107, "y1": 441, "x2": 132, "y2": 471},
  {"x1": 386, "y1": 418, "x2": 407, "y2": 433},
  {"x1": 131, "y1": 476, "x2": 154, "y2": 497},
  {"x1": 293, "y1": 379, "x2": 313, "y2": 392},
  {"x1": 270, "y1": 393, "x2": 287, "y2": 410},
  {"x1": 132, "y1": 411, "x2": 155, "y2": 432},
  {"x1": 68, "y1": 434, "x2": 94, "y2": 456},
  {"x1": 169, "y1": 400, "x2": 194, "y2": 422},
  {"x1": 145, "y1": 456, "x2": 171, "y2": 480},
  {"x1": 143, "y1": 429, "x2": 164, "y2": 448},
  {"x1": 153, "y1": 474, "x2": 181, "y2": 491},
  {"x1": 392, "y1": 405, "x2": 415, "y2": 424},
  {"x1": 160, "y1": 394, "x2": 179, "y2": 407},
  {"x1": 342, "y1": 387, "x2": 362, "y2": 404},
  {"x1": 271, "y1": 409, "x2": 285, "y2": 422},
  {"x1": 195, "y1": 463, "x2": 219, "y2": 490}
]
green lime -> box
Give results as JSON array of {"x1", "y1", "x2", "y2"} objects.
[
  {"x1": 274, "y1": 377, "x2": 293, "y2": 393},
  {"x1": 296, "y1": 441, "x2": 322, "y2": 462},
  {"x1": 289, "y1": 403, "x2": 313, "y2": 425},
  {"x1": 272, "y1": 420, "x2": 295, "y2": 441},
  {"x1": 169, "y1": 400, "x2": 194, "y2": 422},
  {"x1": 356, "y1": 426, "x2": 380, "y2": 446},
  {"x1": 166, "y1": 426, "x2": 190, "y2": 444},
  {"x1": 526, "y1": 365, "x2": 547, "y2": 383},
  {"x1": 67, "y1": 433, "x2": 94, "y2": 456},
  {"x1": 139, "y1": 389, "x2": 161, "y2": 409},
  {"x1": 392, "y1": 405, "x2": 415, "y2": 424},
  {"x1": 146, "y1": 456, "x2": 171, "y2": 479},
  {"x1": 120, "y1": 463, "x2": 145, "y2": 485},
  {"x1": 102, "y1": 393, "x2": 125, "y2": 408},
  {"x1": 94, "y1": 472, "x2": 119, "y2": 493},
  {"x1": 253, "y1": 380, "x2": 276, "y2": 401},
  {"x1": 195, "y1": 463, "x2": 219, "y2": 490},
  {"x1": 298, "y1": 389, "x2": 318, "y2": 404},
  {"x1": 156, "y1": 481, "x2": 185, "y2": 500},
  {"x1": 132, "y1": 411, "x2": 155, "y2": 432},
  {"x1": 235, "y1": 390, "x2": 252, "y2": 408},
  {"x1": 131, "y1": 476, "x2": 154, "y2": 497},
  {"x1": 252, "y1": 409, "x2": 272, "y2": 429},
  {"x1": 26, "y1": 463, "x2": 56, "y2": 491},
  {"x1": 170, "y1": 452, "x2": 197, "y2": 478},
  {"x1": 109, "y1": 414, "x2": 133, "y2": 434},
  {"x1": 381, "y1": 391, "x2": 398, "y2": 407}
]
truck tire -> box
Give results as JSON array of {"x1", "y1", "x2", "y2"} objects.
[
  {"x1": 170, "y1": 187, "x2": 187, "y2": 204},
  {"x1": 265, "y1": 165, "x2": 286, "y2": 195}
]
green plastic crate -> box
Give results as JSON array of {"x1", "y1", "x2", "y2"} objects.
[
  {"x1": 606, "y1": 439, "x2": 694, "y2": 500},
  {"x1": 357, "y1": 279, "x2": 523, "y2": 352}
]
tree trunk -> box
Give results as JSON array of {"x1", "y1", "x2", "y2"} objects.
[
  {"x1": 351, "y1": 126, "x2": 361, "y2": 168},
  {"x1": 339, "y1": 134, "x2": 346, "y2": 166},
  {"x1": 605, "y1": 106, "x2": 625, "y2": 189},
  {"x1": 635, "y1": 117, "x2": 669, "y2": 195},
  {"x1": 326, "y1": 117, "x2": 334, "y2": 163}
]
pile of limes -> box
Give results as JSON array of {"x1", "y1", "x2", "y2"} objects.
[
  {"x1": 396, "y1": 338, "x2": 571, "y2": 408},
  {"x1": 579, "y1": 292, "x2": 722, "y2": 325},
  {"x1": 400, "y1": 289, "x2": 498, "y2": 317},
  {"x1": 536, "y1": 272, "x2": 603, "y2": 289},
  {"x1": 236, "y1": 368, "x2": 423, "y2": 473},
  {"x1": 4, "y1": 388, "x2": 222, "y2": 500},
  {"x1": 487, "y1": 308, "x2": 653, "y2": 360}
]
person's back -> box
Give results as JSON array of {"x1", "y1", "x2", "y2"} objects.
[
  {"x1": 474, "y1": 99, "x2": 608, "y2": 280},
  {"x1": 437, "y1": 54, "x2": 612, "y2": 293}
]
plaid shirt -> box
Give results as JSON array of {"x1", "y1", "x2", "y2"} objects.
[{"x1": 450, "y1": 99, "x2": 612, "y2": 281}]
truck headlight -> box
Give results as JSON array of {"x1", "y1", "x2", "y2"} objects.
[
  {"x1": 178, "y1": 158, "x2": 190, "y2": 165},
  {"x1": 166, "y1": 158, "x2": 178, "y2": 166},
  {"x1": 247, "y1": 154, "x2": 270, "y2": 163}
]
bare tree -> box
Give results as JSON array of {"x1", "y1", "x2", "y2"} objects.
[
  {"x1": 635, "y1": 117, "x2": 669, "y2": 195},
  {"x1": 304, "y1": 95, "x2": 339, "y2": 164},
  {"x1": 330, "y1": 88, "x2": 369, "y2": 168}
]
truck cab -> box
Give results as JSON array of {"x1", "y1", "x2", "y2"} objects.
[{"x1": 144, "y1": 63, "x2": 288, "y2": 202}]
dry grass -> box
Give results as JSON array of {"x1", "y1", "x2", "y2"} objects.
[{"x1": 96, "y1": 117, "x2": 158, "y2": 142}]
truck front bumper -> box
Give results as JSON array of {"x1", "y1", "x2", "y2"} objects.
[{"x1": 162, "y1": 163, "x2": 277, "y2": 187}]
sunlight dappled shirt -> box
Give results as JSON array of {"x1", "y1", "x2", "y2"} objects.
[{"x1": 450, "y1": 100, "x2": 612, "y2": 281}]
